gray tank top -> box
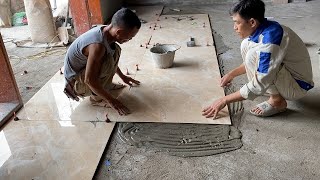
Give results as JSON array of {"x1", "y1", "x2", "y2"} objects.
[{"x1": 63, "y1": 25, "x2": 115, "y2": 82}]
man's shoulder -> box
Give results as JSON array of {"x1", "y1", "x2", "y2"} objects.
[
  {"x1": 84, "y1": 43, "x2": 106, "y2": 56},
  {"x1": 69, "y1": 26, "x2": 104, "y2": 51},
  {"x1": 261, "y1": 20, "x2": 284, "y2": 46}
]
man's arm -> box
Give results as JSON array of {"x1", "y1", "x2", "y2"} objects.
[
  {"x1": 116, "y1": 67, "x2": 125, "y2": 79},
  {"x1": 220, "y1": 63, "x2": 246, "y2": 87},
  {"x1": 84, "y1": 44, "x2": 130, "y2": 115},
  {"x1": 202, "y1": 63, "x2": 246, "y2": 118},
  {"x1": 202, "y1": 90, "x2": 245, "y2": 119},
  {"x1": 229, "y1": 63, "x2": 246, "y2": 77},
  {"x1": 116, "y1": 67, "x2": 141, "y2": 87}
]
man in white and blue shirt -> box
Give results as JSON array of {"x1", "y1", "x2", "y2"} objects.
[{"x1": 203, "y1": 0, "x2": 314, "y2": 118}]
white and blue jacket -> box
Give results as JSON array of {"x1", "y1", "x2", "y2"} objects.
[{"x1": 240, "y1": 19, "x2": 314, "y2": 100}]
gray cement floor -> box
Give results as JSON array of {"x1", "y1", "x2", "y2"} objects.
[{"x1": 95, "y1": 1, "x2": 320, "y2": 180}]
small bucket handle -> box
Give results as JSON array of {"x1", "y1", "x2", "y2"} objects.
[{"x1": 155, "y1": 43, "x2": 181, "y2": 52}]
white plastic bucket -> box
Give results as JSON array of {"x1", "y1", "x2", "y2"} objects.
[{"x1": 150, "y1": 44, "x2": 181, "y2": 69}]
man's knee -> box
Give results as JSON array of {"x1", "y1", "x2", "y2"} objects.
[
  {"x1": 274, "y1": 66, "x2": 307, "y2": 100},
  {"x1": 278, "y1": 87, "x2": 307, "y2": 101},
  {"x1": 73, "y1": 70, "x2": 92, "y2": 97}
]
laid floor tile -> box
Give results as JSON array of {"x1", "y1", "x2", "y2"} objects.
[
  {"x1": 108, "y1": 14, "x2": 230, "y2": 124},
  {"x1": 0, "y1": 119, "x2": 115, "y2": 180}
]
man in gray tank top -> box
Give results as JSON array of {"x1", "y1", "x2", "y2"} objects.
[{"x1": 63, "y1": 8, "x2": 141, "y2": 116}]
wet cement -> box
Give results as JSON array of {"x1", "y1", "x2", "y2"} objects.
[{"x1": 118, "y1": 122, "x2": 242, "y2": 157}]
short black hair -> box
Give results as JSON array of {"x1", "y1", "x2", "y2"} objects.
[
  {"x1": 230, "y1": 0, "x2": 265, "y2": 23},
  {"x1": 111, "y1": 8, "x2": 141, "y2": 30}
]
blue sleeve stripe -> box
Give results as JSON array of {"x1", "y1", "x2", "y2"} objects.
[
  {"x1": 257, "y1": 52, "x2": 271, "y2": 73},
  {"x1": 262, "y1": 23, "x2": 283, "y2": 46}
]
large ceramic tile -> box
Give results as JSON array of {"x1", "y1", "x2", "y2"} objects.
[
  {"x1": 118, "y1": 46, "x2": 150, "y2": 78},
  {"x1": 108, "y1": 14, "x2": 230, "y2": 124},
  {"x1": 15, "y1": 71, "x2": 126, "y2": 121},
  {"x1": 150, "y1": 14, "x2": 215, "y2": 46},
  {"x1": 0, "y1": 119, "x2": 115, "y2": 180},
  {"x1": 109, "y1": 74, "x2": 229, "y2": 124}
]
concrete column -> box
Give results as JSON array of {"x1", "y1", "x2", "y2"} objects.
[{"x1": 23, "y1": 0, "x2": 58, "y2": 43}]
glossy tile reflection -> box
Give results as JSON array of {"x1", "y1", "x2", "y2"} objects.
[
  {"x1": 15, "y1": 72, "x2": 124, "y2": 122},
  {"x1": 0, "y1": 120, "x2": 115, "y2": 180}
]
